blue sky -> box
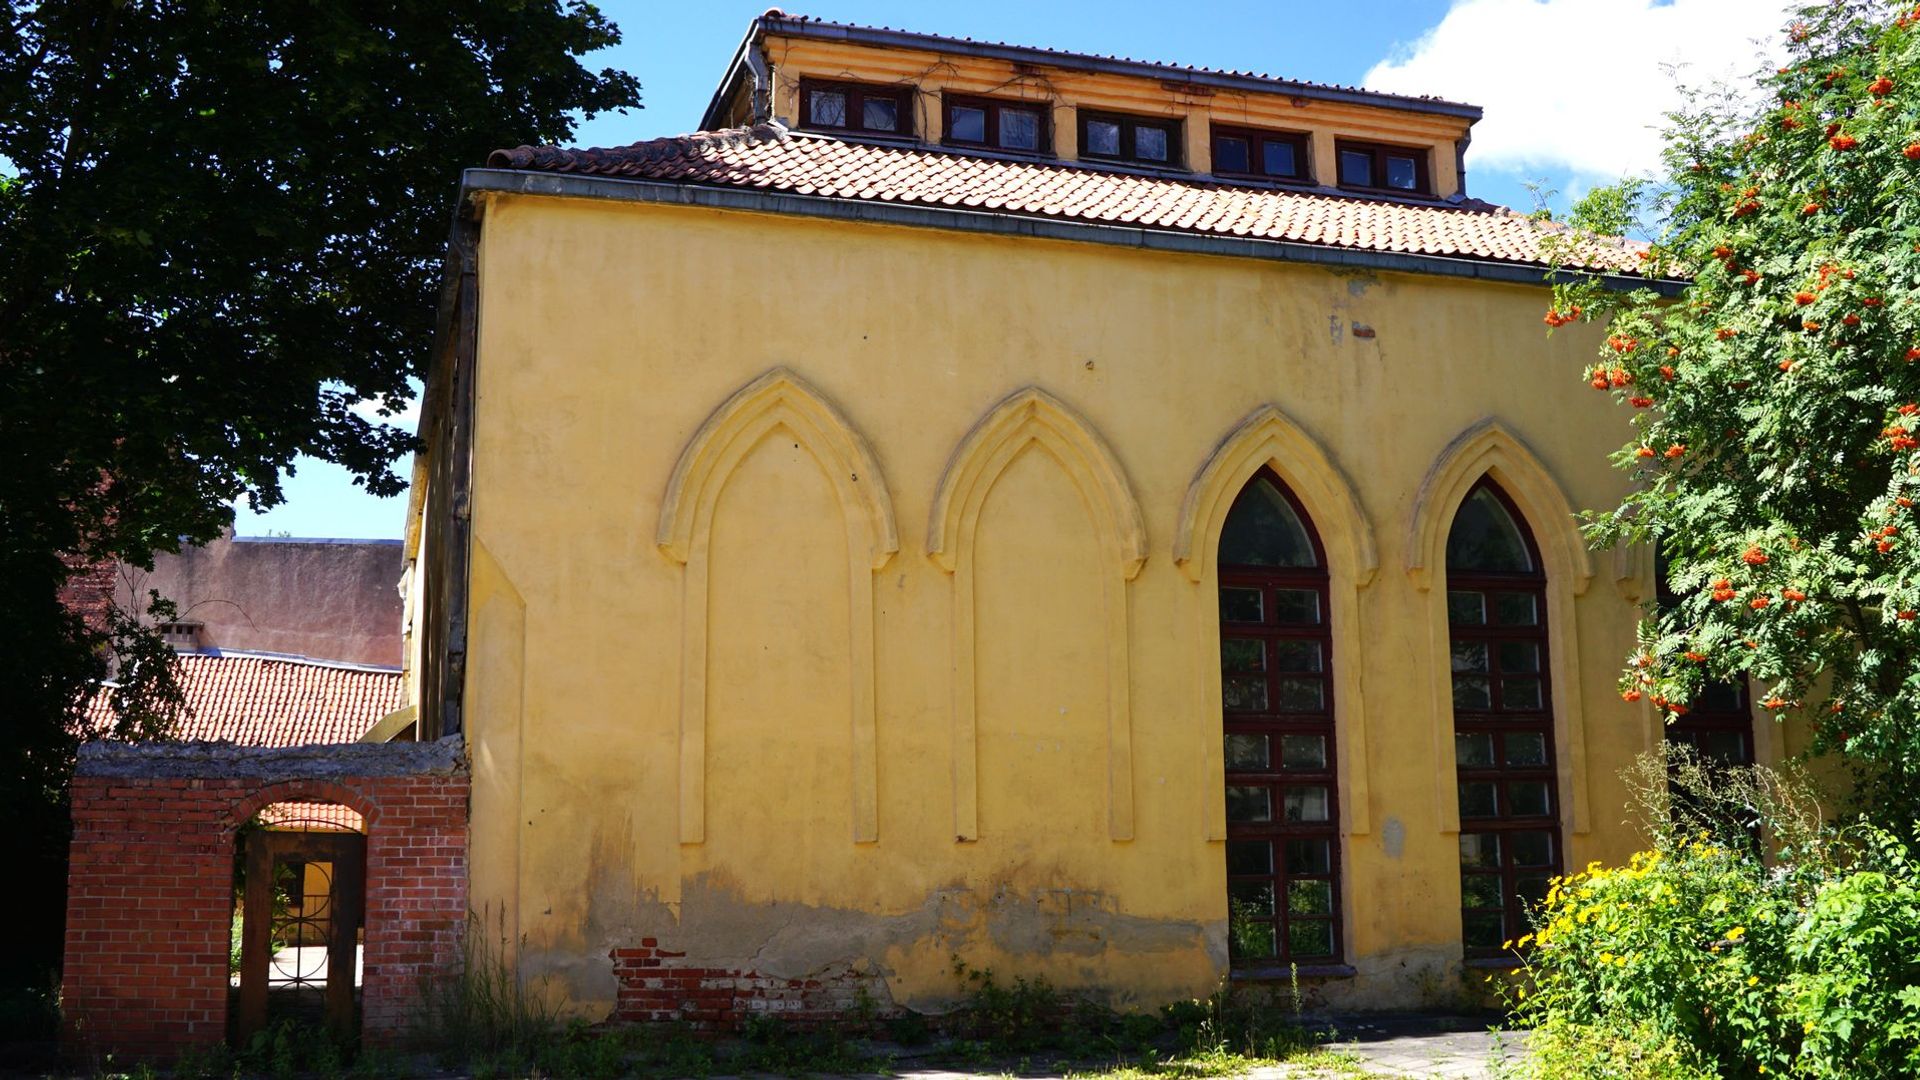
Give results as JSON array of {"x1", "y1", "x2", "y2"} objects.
[{"x1": 237, "y1": 0, "x2": 1788, "y2": 540}]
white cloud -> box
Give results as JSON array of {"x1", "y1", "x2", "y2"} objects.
[
  {"x1": 349, "y1": 377, "x2": 425, "y2": 434},
  {"x1": 1364, "y1": 0, "x2": 1794, "y2": 183}
]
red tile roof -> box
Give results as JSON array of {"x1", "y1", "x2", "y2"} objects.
[
  {"x1": 87, "y1": 653, "x2": 403, "y2": 747},
  {"x1": 258, "y1": 801, "x2": 366, "y2": 832},
  {"x1": 487, "y1": 125, "x2": 1641, "y2": 274}
]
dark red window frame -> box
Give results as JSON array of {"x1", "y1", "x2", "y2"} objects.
[
  {"x1": 1077, "y1": 109, "x2": 1183, "y2": 168},
  {"x1": 1219, "y1": 469, "x2": 1342, "y2": 968},
  {"x1": 1449, "y1": 479, "x2": 1562, "y2": 960},
  {"x1": 1334, "y1": 139, "x2": 1431, "y2": 195},
  {"x1": 797, "y1": 78, "x2": 915, "y2": 137},
  {"x1": 942, "y1": 93, "x2": 1052, "y2": 154},
  {"x1": 1210, "y1": 124, "x2": 1309, "y2": 182}
]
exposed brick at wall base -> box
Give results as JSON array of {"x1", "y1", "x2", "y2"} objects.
[
  {"x1": 61, "y1": 764, "x2": 468, "y2": 1062},
  {"x1": 610, "y1": 942, "x2": 887, "y2": 1030}
]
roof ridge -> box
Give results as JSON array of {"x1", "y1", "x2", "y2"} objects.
[
  {"x1": 487, "y1": 122, "x2": 790, "y2": 172},
  {"x1": 177, "y1": 650, "x2": 404, "y2": 675}
]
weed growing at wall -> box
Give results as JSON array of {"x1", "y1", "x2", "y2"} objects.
[{"x1": 1502, "y1": 751, "x2": 1920, "y2": 1078}]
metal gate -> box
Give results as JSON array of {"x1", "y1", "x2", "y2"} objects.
[{"x1": 236, "y1": 829, "x2": 366, "y2": 1042}]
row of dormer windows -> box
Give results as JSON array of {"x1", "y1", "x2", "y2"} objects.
[{"x1": 796, "y1": 77, "x2": 1434, "y2": 196}]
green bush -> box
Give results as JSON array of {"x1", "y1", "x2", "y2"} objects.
[{"x1": 1506, "y1": 751, "x2": 1920, "y2": 1078}]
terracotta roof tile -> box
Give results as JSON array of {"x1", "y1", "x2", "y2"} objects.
[
  {"x1": 87, "y1": 653, "x2": 403, "y2": 747},
  {"x1": 486, "y1": 126, "x2": 1640, "y2": 274},
  {"x1": 258, "y1": 801, "x2": 366, "y2": 832}
]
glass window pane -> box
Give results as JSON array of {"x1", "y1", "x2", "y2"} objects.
[
  {"x1": 1509, "y1": 781, "x2": 1552, "y2": 817},
  {"x1": 1220, "y1": 587, "x2": 1263, "y2": 622},
  {"x1": 1459, "y1": 832, "x2": 1500, "y2": 869},
  {"x1": 1135, "y1": 124, "x2": 1169, "y2": 161},
  {"x1": 948, "y1": 104, "x2": 986, "y2": 143},
  {"x1": 1458, "y1": 781, "x2": 1499, "y2": 819},
  {"x1": 1224, "y1": 733, "x2": 1270, "y2": 770},
  {"x1": 1515, "y1": 874, "x2": 1552, "y2": 907},
  {"x1": 1448, "y1": 590, "x2": 1486, "y2": 625},
  {"x1": 1000, "y1": 108, "x2": 1040, "y2": 150},
  {"x1": 1214, "y1": 135, "x2": 1250, "y2": 173},
  {"x1": 1283, "y1": 786, "x2": 1330, "y2": 823},
  {"x1": 1704, "y1": 730, "x2": 1751, "y2": 765},
  {"x1": 1453, "y1": 676, "x2": 1491, "y2": 710},
  {"x1": 1452, "y1": 642, "x2": 1489, "y2": 673},
  {"x1": 809, "y1": 89, "x2": 847, "y2": 128},
  {"x1": 1288, "y1": 879, "x2": 1333, "y2": 915},
  {"x1": 1280, "y1": 734, "x2": 1327, "y2": 770},
  {"x1": 1511, "y1": 830, "x2": 1554, "y2": 868},
  {"x1": 1221, "y1": 638, "x2": 1265, "y2": 673},
  {"x1": 1455, "y1": 732, "x2": 1495, "y2": 767},
  {"x1": 1386, "y1": 155, "x2": 1418, "y2": 190},
  {"x1": 1229, "y1": 879, "x2": 1275, "y2": 916},
  {"x1": 1262, "y1": 138, "x2": 1297, "y2": 177},
  {"x1": 1285, "y1": 839, "x2": 1330, "y2": 876},
  {"x1": 1504, "y1": 732, "x2": 1548, "y2": 767},
  {"x1": 1494, "y1": 593, "x2": 1539, "y2": 626},
  {"x1": 1287, "y1": 920, "x2": 1334, "y2": 958},
  {"x1": 1226, "y1": 839, "x2": 1272, "y2": 877},
  {"x1": 1277, "y1": 678, "x2": 1325, "y2": 713},
  {"x1": 1224, "y1": 677, "x2": 1268, "y2": 712},
  {"x1": 1273, "y1": 640, "x2": 1322, "y2": 672},
  {"x1": 1229, "y1": 918, "x2": 1276, "y2": 961},
  {"x1": 1503, "y1": 678, "x2": 1544, "y2": 711},
  {"x1": 1498, "y1": 642, "x2": 1541, "y2": 673},
  {"x1": 1220, "y1": 477, "x2": 1317, "y2": 567},
  {"x1": 863, "y1": 96, "x2": 899, "y2": 132},
  {"x1": 1448, "y1": 488, "x2": 1535, "y2": 572},
  {"x1": 1339, "y1": 148, "x2": 1373, "y2": 186},
  {"x1": 1226, "y1": 785, "x2": 1272, "y2": 823},
  {"x1": 1085, "y1": 118, "x2": 1121, "y2": 156},
  {"x1": 1462, "y1": 910, "x2": 1505, "y2": 949},
  {"x1": 1461, "y1": 873, "x2": 1503, "y2": 909},
  {"x1": 1700, "y1": 681, "x2": 1745, "y2": 712},
  {"x1": 1273, "y1": 590, "x2": 1320, "y2": 624}
]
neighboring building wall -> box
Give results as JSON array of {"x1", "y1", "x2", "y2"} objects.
[
  {"x1": 118, "y1": 533, "x2": 404, "y2": 667},
  {"x1": 61, "y1": 742, "x2": 467, "y2": 1061}
]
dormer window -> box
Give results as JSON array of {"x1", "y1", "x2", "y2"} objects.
[
  {"x1": 944, "y1": 94, "x2": 1050, "y2": 154},
  {"x1": 1211, "y1": 125, "x2": 1309, "y2": 182},
  {"x1": 1078, "y1": 110, "x2": 1182, "y2": 168},
  {"x1": 1335, "y1": 140, "x2": 1429, "y2": 194},
  {"x1": 799, "y1": 78, "x2": 914, "y2": 136}
]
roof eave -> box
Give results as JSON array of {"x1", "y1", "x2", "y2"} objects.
[
  {"x1": 757, "y1": 15, "x2": 1485, "y2": 122},
  {"x1": 458, "y1": 166, "x2": 1681, "y2": 296}
]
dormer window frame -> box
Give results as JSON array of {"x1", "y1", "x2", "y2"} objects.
[
  {"x1": 1334, "y1": 138, "x2": 1433, "y2": 196},
  {"x1": 797, "y1": 77, "x2": 916, "y2": 138},
  {"x1": 1209, "y1": 123, "x2": 1311, "y2": 184},
  {"x1": 941, "y1": 92, "x2": 1052, "y2": 156},
  {"x1": 1077, "y1": 109, "x2": 1184, "y2": 169}
]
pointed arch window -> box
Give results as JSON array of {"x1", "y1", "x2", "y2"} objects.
[
  {"x1": 1448, "y1": 479, "x2": 1561, "y2": 958},
  {"x1": 1219, "y1": 469, "x2": 1341, "y2": 966},
  {"x1": 1655, "y1": 546, "x2": 1755, "y2": 768}
]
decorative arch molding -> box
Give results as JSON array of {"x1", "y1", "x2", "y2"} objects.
[
  {"x1": 656, "y1": 367, "x2": 899, "y2": 846},
  {"x1": 1405, "y1": 418, "x2": 1596, "y2": 835},
  {"x1": 1176, "y1": 405, "x2": 1380, "y2": 840},
  {"x1": 927, "y1": 386, "x2": 1147, "y2": 842}
]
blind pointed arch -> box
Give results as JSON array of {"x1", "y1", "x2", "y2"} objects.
[
  {"x1": 1406, "y1": 418, "x2": 1595, "y2": 835},
  {"x1": 1176, "y1": 405, "x2": 1379, "y2": 839},
  {"x1": 927, "y1": 386, "x2": 1146, "y2": 842},
  {"x1": 656, "y1": 367, "x2": 899, "y2": 846}
]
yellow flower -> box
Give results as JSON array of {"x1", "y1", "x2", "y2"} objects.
[
  {"x1": 1518, "y1": 933, "x2": 1534, "y2": 948},
  {"x1": 1599, "y1": 951, "x2": 1615, "y2": 963},
  {"x1": 1749, "y1": 976, "x2": 1760, "y2": 986},
  {"x1": 1728, "y1": 926, "x2": 1747, "y2": 941},
  {"x1": 1804, "y1": 1021, "x2": 1816, "y2": 1034}
]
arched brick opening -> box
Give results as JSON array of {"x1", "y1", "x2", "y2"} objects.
[{"x1": 61, "y1": 741, "x2": 467, "y2": 1063}]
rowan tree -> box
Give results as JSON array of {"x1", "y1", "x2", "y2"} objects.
[{"x1": 1546, "y1": 0, "x2": 1920, "y2": 823}]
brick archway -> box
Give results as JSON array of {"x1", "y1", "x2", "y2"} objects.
[{"x1": 61, "y1": 741, "x2": 468, "y2": 1062}]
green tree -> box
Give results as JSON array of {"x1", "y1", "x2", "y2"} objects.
[
  {"x1": 0, "y1": 0, "x2": 639, "y2": 994},
  {"x1": 1545, "y1": 0, "x2": 1920, "y2": 826}
]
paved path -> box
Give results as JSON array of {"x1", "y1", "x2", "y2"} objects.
[{"x1": 1317, "y1": 1015, "x2": 1521, "y2": 1078}]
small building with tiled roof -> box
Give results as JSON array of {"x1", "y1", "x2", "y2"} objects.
[
  {"x1": 401, "y1": 11, "x2": 1751, "y2": 1025},
  {"x1": 88, "y1": 652, "x2": 405, "y2": 747}
]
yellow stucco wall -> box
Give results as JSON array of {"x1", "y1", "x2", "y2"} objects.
[{"x1": 446, "y1": 190, "x2": 1799, "y2": 1015}]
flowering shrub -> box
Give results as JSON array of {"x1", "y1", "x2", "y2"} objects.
[
  {"x1": 1505, "y1": 753, "x2": 1920, "y2": 1078},
  {"x1": 1542, "y1": 1, "x2": 1920, "y2": 826}
]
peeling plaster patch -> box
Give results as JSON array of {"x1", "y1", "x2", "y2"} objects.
[
  {"x1": 1381, "y1": 816, "x2": 1406, "y2": 859},
  {"x1": 1327, "y1": 314, "x2": 1344, "y2": 346}
]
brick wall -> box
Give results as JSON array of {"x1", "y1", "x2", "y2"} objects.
[
  {"x1": 610, "y1": 941, "x2": 888, "y2": 1030},
  {"x1": 61, "y1": 758, "x2": 467, "y2": 1062}
]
